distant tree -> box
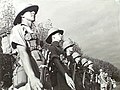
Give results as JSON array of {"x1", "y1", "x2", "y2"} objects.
[
  {"x1": 39, "y1": 19, "x2": 53, "y2": 41},
  {"x1": 0, "y1": 0, "x2": 15, "y2": 35},
  {"x1": 44, "y1": 19, "x2": 53, "y2": 30},
  {"x1": 36, "y1": 19, "x2": 53, "y2": 48},
  {"x1": 84, "y1": 55, "x2": 120, "y2": 81},
  {"x1": 67, "y1": 39, "x2": 120, "y2": 81},
  {"x1": 0, "y1": 0, "x2": 15, "y2": 88},
  {"x1": 0, "y1": 0, "x2": 15, "y2": 53},
  {"x1": 73, "y1": 41, "x2": 83, "y2": 56}
]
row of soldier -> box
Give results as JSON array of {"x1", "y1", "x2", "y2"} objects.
[
  {"x1": 9, "y1": 24, "x2": 116, "y2": 90},
  {"x1": 10, "y1": 26, "x2": 96, "y2": 90},
  {"x1": 0, "y1": 3, "x2": 116, "y2": 90}
]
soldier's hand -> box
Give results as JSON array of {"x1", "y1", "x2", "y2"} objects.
[
  {"x1": 83, "y1": 84, "x2": 85, "y2": 88},
  {"x1": 29, "y1": 76, "x2": 43, "y2": 90},
  {"x1": 65, "y1": 73, "x2": 76, "y2": 90}
]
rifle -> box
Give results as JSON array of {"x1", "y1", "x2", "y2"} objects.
[{"x1": 72, "y1": 63, "x2": 76, "y2": 82}]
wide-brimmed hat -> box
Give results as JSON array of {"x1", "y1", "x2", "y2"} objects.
[
  {"x1": 72, "y1": 52, "x2": 81, "y2": 63},
  {"x1": 88, "y1": 66, "x2": 94, "y2": 72},
  {"x1": 14, "y1": 4, "x2": 39, "y2": 25},
  {"x1": 63, "y1": 38, "x2": 74, "y2": 50},
  {"x1": 88, "y1": 60, "x2": 93, "y2": 65},
  {"x1": 81, "y1": 58, "x2": 88, "y2": 66},
  {"x1": 72, "y1": 52, "x2": 80, "y2": 59},
  {"x1": 87, "y1": 60, "x2": 94, "y2": 71},
  {"x1": 46, "y1": 27, "x2": 64, "y2": 44}
]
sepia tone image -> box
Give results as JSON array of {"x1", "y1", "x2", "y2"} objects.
[{"x1": 0, "y1": 0, "x2": 120, "y2": 90}]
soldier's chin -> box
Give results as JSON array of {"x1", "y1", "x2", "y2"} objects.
[
  {"x1": 32, "y1": 19, "x2": 35, "y2": 22},
  {"x1": 27, "y1": 18, "x2": 35, "y2": 22}
]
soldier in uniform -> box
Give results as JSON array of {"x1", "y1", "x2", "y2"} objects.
[
  {"x1": 10, "y1": 4, "x2": 43, "y2": 90},
  {"x1": 63, "y1": 39, "x2": 84, "y2": 90},
  {"x1": 98, "y1": 69, "x2": 108, "y2": 90},
  {"x1": 45, "y1": 28, "x2": 75, "y2": 90},
  {"x1": 63, "y1": 39, "x2": 96, "y2": 90}
]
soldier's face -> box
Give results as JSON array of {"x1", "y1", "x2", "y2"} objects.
[
  {"x1": 22, "y1": 11, "x2": 36, "y2": 21},
  {"x1": 66, "y1": 46, "x2": 73, "y2": 55},
  {"x1": 52, "y1": 32, "x2": 63, "y2": 41}
]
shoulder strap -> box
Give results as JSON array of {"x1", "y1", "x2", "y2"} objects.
[{"x1": 42, "y1": 49, "x2": 51, "y2": 66}]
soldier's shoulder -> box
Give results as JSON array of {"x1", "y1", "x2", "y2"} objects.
[{"x1": 12, "y1": 24, "x2": 22, "y2": 31}]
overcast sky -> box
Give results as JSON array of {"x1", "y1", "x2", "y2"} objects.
[{"x1": 12, "y1": 0, "x2": 120, "y2": 69}]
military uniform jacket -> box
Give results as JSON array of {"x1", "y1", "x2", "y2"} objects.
[
  {"x1": 66, "y1": 55, "x2": 84, "y2": 90},
  {"x1": 10, "y1": 24, "x2": 40, "y2": 79},
  {"x1": 48, "y1": 41, "x2": 71, "y2": 90}
]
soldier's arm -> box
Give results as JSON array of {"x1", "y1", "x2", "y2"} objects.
[
  {"x1": 17, "y1": 45, "x2": 34, "y2": 78},
  {"x1": 53, "y1": 57, "x2": 66, "y2": 76},
  {"x1": 53, "y1": 57, "x2": 75, "y2": 90},
  {"x1": 50, "y1": 46, "x2": 66, "y2": 76},
  {"x1": 50, "y1": 45, "x2": 75, "y2": 89},
  {"x1": 17, "y1": 45, "x2": 43, "y2": 89}
]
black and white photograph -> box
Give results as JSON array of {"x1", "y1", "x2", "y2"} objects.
[{"x1": 0, "y1": 0, "x2": 120, "y2": 90}]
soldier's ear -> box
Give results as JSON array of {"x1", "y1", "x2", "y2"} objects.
[
  {"x1": 21, "y1": 15, "x2": 24, "y2": 18},
  {"x1": 52, "y1": 35, "x2": 55, "y2": 40}
]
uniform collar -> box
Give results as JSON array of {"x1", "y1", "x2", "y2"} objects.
[{"x1": 51, "y1": 41, "x2": 60, "y2": 47}]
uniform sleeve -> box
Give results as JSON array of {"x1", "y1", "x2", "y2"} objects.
[
  {"x1": 10, "y1": 25, "x2": 26, "y2": 49},
  {"x1": 50, "y1": 46, "x2": 66, "y2": 77}
]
